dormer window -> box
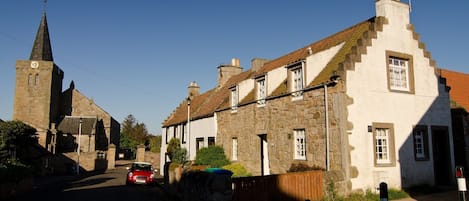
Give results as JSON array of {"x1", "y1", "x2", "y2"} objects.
[
  {"x1": 230, "y1": 86, "x2": 238, "y2": 112},
  {"x1": 287, "y1": 61, "x2": 305, "y2": 101},
  {"x1": 256, "y1": 76, "x2": 266, "y2": 106}
]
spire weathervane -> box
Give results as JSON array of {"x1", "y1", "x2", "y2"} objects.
[{"x1": 43, "y1": 0, "x2": 48, "y2": 13}]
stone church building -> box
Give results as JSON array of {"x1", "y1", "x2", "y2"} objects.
[{"x1": 13, "y1": 11, "x2": 120, "y2": 174}]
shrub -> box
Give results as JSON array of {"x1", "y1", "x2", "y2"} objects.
[
  {"x1": 195, "y1": 146, "x2": 230, "y2": 168},
  {"x1": 287, "y1": 162, "x2": 323, "y2": 172},
  {"x1": 172, "y1": 147, "x2": 188, "y2": 165},
  {"x1": 167, "y1": 138, "x2": 181, "y2": 161},
  {"x1": 222, "y1": 163, "x2": 251, "y2": 177}
]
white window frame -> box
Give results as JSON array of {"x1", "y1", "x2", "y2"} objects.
[
  {"x1": 288, "y1": 62, "x2": 304, "y2": 100},
  {"x1": 388, "y1": 57, "x2": 409, "y2": 91},
  {"x1": 414, "y1": 130, "x2": 425, "y2": 159},
  {"x1": 293, "y1": 129, "x2": 306, "y2": 160},
  {"x1": 232, "y1": 137, "x2": 238, "y2": 161},
  {"x1": 257, "y1": 77, "x2": 266, "y2": 106},
  {"x1": 230, "y1": 86, "x2": 238, "y2": 112},
  {"x1": 375, "y1": 128, "x2": 390, "y2": 164}
]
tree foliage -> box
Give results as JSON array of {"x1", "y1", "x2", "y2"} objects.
[
  {"x1": 148, "y1": 135, "x2": 161, "y2": 153},
  {"x1": 0, "y1": 120, "x2": 37, "y2": 162},
  {"x1": 119, "y1": 114, "x2": 149, "y2": 151},
  {"x1": 166, "y1": 138, "x2": 181, "y2": 160}
]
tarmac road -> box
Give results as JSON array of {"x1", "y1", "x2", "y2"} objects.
[{"x1": 7, "y1": 161, "x2": 170, "y2": 201}]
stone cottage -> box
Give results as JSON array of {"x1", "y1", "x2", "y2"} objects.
[{"x1": 13, "y1": 11, "x2": 120, "y2": 173}]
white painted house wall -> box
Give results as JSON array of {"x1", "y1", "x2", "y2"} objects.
[
  {"x1": 346, "y1": 0, "x2": 453, "y2": 190},
  {"x1": 159, "y1": 116, "x2": 217, "y2": 175}
]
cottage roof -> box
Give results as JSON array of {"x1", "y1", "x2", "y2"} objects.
[
  {"x1": 162, "y1": 16, "x2": 392, "y2": 127},
  {"x1": 439, "y1": 69, "x2": 469, "y2": 111},
  {"x1": 57, "y1": 116, "x2": 97, "y2": 135},
  {"x1": 30, "y1": 12, "x2": 54, "y2": 61}
]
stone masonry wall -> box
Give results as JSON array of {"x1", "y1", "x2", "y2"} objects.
[{"x1": 217, "y1": 86, "x2": 349, "y2": 185}]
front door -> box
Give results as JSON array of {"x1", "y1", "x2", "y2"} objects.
[
  {"x1": 259, "y1": 134, "x2": 270, "y2": 176},
  {"x1": 432, "y1": 126, "x2": 452, "y2": 185}
]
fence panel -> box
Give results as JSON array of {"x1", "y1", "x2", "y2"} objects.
[{"x1": 232, "y1": 171, "x2": 323, "y2": 201}]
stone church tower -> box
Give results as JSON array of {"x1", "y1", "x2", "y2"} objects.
[{"x1": 13, "y1": 12, "x2": 63, "y2": 150}]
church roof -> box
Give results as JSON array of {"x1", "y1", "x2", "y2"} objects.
[
  {"x1": 30, "y1": 12, "x2": 54, "y2": 61},
  {"x1": 57, "y1": 116, "x2": 97, "y2": 135}
]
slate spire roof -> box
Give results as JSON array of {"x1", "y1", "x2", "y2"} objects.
[{"x1": 30, "y1": 12, "x2": 54, "y2": 61}]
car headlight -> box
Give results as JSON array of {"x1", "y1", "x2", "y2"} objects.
[{"x1": 128, "y1": 172, "x2": 133, "y2": 177}]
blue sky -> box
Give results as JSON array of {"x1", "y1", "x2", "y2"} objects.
[{"x1": 1, "y1": 1, "x2": 468, "y2": 135}]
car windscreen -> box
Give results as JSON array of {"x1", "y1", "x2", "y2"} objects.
[{"x1": 132, "y1": 163, "x2": 152, "y2": 171}]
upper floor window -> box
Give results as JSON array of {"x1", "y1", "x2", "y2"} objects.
[
  {"x1": 181, "y1": 124, "x2": 186, "y2": 144},
  {"x1": 257, "y1": 77, "x2": 266, "y2": 106},
  {"x1": 294, "y1": 129, "x2": 306, "y2": 160},
  {"x1": 386, "y1": 51, "x2": 414, "y2": 93},
  {"x1": 413, "y1": 125, "x2": 429, "y2": 161},
  {"x1": 231, "y1": 87, "x2": 238, "y2": 112},
  {"x1": 373, "y1": 122, "x2": 396, "y2": 166},
  {"x1": 287, "y1": 62, "x2": 305, "y2": 100}
]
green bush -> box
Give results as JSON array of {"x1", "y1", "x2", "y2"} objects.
[
  {"x1": 222, "y1": 163, "x2": 251, "y2": 177},
  {"x1": 195, "y1": 146, "x2": 230, "y2": 168},
  {"x1": 172, "y1": 147, "x2": 188, "y2": 165},
  {"x1": 167, "y1": 138, "x2": 181, "y2": 160}
]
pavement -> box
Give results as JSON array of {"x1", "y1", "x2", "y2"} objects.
[{"x1": 393, "y1": 190, "x2": 460, "y2": 201}]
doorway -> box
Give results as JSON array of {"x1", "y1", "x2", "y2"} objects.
[
  {"x1": 432, "y1": 126, "x2": 452, "y2": 185},
  {"x1": 258, "y1": 134, "x2": 270, "y2": 176}
]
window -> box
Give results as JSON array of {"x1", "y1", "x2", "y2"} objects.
[
  {"x1": 232, "y1": 137, "x2": 238, "y2": 161},
  {"x1": 257, "y1": 77, "x2": 266, "y2": 106},
  {"x1": 287, "y1": 62, "x2": 305, "y2": 100},
  {"x1": 294, "y1": 129, "x2": 306, "y2": 160},
  {"x1": 231, "y1": 87, "x2": 238, "y2": 112},
  {"x1": 388, "y1": 57, "x2": 408, "y2": 90},
  {"x1": 35, "y1": 74, "x2": 39, "y2": 86},
  {"x1": 386, "y1": 51, "x2": 414, "y2": 93},
  {"x1": 208, "y1": 137, "x2": 215, "y2": 146},
  {"x1": 28, "y1": 74, "x2": 33, "y2": 86},
  {"x1": 413, "y1": 125, "x2": 429, "y2": 161},
  {"x1": 165, "y1": 128, "x2": 169, "y2": 144},
  {"x1": 373, "y1": 123, "x2": 395, "y2": 166},
  {"x1": 196, "y1": 137, "x2": 204, "y2": 151},
  {"x1": 181, "y1": 124, "x2": 186, "y2": 144}
]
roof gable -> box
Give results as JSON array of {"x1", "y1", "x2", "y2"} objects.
[{"x1": 440, "y1": 69, "x2": 469, "y2": 111}]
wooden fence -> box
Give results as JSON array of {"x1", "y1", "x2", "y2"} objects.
[{"x1": 232, "y1": 171, "x2": 324, "y2": 201}]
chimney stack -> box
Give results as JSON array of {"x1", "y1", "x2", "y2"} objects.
[
  {"x1": 251, "y1": 58, "x2": 270, "y2": 72},
  {"x1": 375, "y1": 0, "x2": 410, "y2": 26},
  {"x1": 188, "y1": 81, "x2": 200, "y2": 99},
  {"x1": 217, "y1": 58, "x2": 242, "y2": 87}
]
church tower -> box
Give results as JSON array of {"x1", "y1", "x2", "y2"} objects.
[{"x1": 13, "y1": 11, "x2": 64, "y2": 148}]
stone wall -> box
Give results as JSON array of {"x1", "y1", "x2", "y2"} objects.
[{"x1": 217, "y1": 86, "x2": 349, "y2": 187}]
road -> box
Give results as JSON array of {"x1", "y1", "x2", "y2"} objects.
[{"x1": 7, "y1": 161, "x2": 172, "y2": 201}]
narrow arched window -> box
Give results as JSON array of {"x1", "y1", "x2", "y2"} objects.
[
  {"x1": 35, "y1": 74, "x2": 39, "y2": 86},
  {"x1": 28, "y1": 74, "x2": 33, "y2": 86}
]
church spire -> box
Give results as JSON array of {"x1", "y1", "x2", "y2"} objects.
[{"x1": 30, "y1": 11, "x2": 54, "y2": 61}]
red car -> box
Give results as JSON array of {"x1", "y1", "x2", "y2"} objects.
[{"x1": 126, "y1": 162, "x2": 157, "y2": 185}]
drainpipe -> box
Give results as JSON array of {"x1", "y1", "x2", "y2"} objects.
[
  {"x1": 325, "y1": 84, "x2": 330, "y2": 172},
  {"x1": 324, "y1": 75, "x2": 340, "y2": 172}
]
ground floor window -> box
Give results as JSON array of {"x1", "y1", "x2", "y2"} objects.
[
  {"x1": 294, "y1": 129, "x2": 306, "y2": 160},
  {"x1": 373, "y1": 122, "x2": 395, "y2": 166}
]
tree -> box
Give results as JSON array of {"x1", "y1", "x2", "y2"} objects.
[
  {"x1": 148, "y1": 135, "x2": 161, "y2": 153},
  {"x1": 119, "y1": 114, "x2": 149, "y2": 152},
  {"x1": 0, "y1": 120, "x2": 37, "y2": 162}
]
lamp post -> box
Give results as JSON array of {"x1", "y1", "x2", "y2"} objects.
[
  {"x1": 76, "y1": 117, "x2": 82, "y2": 175},
  {"x1": 187, "y1": 97, "x2": 191, "y2": 160}
]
